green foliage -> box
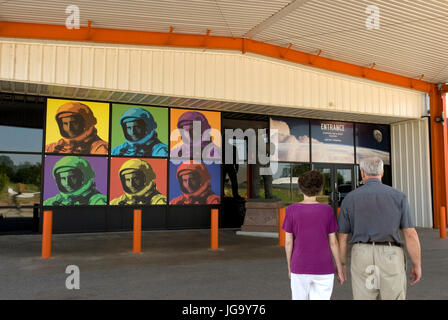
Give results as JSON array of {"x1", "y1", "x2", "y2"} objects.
[
  {"x1": 12, "y1": 163, "x2": 42, "y2": 186},
  {"x1": 0, "y1": 155, "x2": 42, "y2": 189},
  {"x1": 292, "y1": 164, "x2": 311, "y2": 177},
  {"x1": 0, "y1": 172, "x2": 9, "y2": 192},
  {"x1": 0, "y1": 155, "x2": 14, "y2": 168}
]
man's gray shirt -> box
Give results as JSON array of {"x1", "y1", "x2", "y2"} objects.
[{"x1": 337, "y1": 178, "x2": 414, "y2": 244}]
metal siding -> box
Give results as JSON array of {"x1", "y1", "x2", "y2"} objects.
[
  {"x1": 0, "y1": 39, "x2": 425, "y2": 121},
  {"x1": 391, "y1": 118, "x2": 432, "y2": 228}
]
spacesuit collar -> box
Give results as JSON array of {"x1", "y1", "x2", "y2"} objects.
[
  {"x1": 181, "y1": 179, "x2": 212, "y2": 201},
  {"x1": 123, "y1": 181, "x2": 157, "y2": 199},
  {"x1": 61, "y1": 126, "x2": 97, "y2": 144},
  {"x1": 126, "y1": 129, "x2": 156, "y2": 146},
  {"x1": 58, "y1": 178, "x2": 96, "y2": 199}
]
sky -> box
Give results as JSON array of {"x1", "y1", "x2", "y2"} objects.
[{"x1": 0, "y1": 125, "x2": 43, "y2": 165}]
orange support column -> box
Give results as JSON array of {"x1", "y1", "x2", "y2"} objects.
[
  {"x1": 41, "y1": 210, "x2": 53, "y2": 258},
  {"x1": 211, "y1": 209, "x2": 219, "y2": 250},
  {"x1": 278, "y1": 208, "x2": 286, "y2": 247},
  {"x1": 133, "y1": 209, "x2": 142, "y2": 253},
  {"x1": 441, "y1": 207, "x2": 447, "y2": 239},
  {"x1": 429, "y1": 87, "x2": 447, "y2": 229}
]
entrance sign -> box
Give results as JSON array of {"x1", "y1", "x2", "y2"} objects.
[{"x1": 311, "y1": 120, "x2": 354, "y2": 164}]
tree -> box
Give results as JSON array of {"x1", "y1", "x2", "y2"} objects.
[
  {"x1": 0, "y1": 155, "x2": 14, "y2": 168},
  {"x1": 0, "y1": 173, "x2": 8, "y2": 192}
]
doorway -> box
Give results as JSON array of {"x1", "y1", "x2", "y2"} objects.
[{"x1": 312, "y1": 164, "x2": 357, "y2": 214}]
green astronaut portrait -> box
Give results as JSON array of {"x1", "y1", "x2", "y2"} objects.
[{"x1": 43, "y1": 156, "x2": 107, "y2": 206}]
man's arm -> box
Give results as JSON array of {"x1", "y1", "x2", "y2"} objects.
[
  {"x1": 329, "y1": 233, "x2": 344, "y2": 284},
  {"x1": 285, "y1": 232, "x2": 294, "y2": 279},
  {"x1": 402, "y1": 228, "x2": 422, "y2": 285},
  {"x1": 337, "y1": 232, "x2": 349, "y2": 282}
]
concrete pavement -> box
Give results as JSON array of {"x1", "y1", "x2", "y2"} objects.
[{"x1": 0, "y1": 227, "x2": 446, "y2": 300}]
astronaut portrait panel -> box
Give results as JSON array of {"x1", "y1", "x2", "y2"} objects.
[
  {"x1": 169, "y1": 160, "x2": 221, "y2": 205},
  {"x1": 170, "y1": 109, "x2": 221, "y2": 163},
  {"x1": 45, "y1": 99, "x2": 110, "y2": 155},
  {"x1": 43, "y1": 155, "x2": 108, "y2": 206},
  {"x1": 111, "y1": 104, "x2": 169, "y2": 158},
  {"x1": 109, "y1": 158, "x2": 167, "y2": 206}
]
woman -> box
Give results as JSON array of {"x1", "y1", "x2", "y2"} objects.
[{"x1": 282, "y1": 170, "x2": 345, "y2": 300}]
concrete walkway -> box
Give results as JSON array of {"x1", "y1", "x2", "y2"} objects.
[{"x1": 0, "y1": 227, "x2": 446, "y2": 300}]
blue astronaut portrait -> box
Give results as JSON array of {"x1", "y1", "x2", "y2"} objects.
[{"x1": 111, "y1": 105, "x2": 169, "y2": 157}]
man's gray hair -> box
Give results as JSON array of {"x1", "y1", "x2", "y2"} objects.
[{"x1": 359, "y1": 157, "x2": 384, "y2": 176}]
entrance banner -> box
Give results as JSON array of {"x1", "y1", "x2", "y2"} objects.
[
  {"x1": 270, "y1": 116, "x2": 309, "y2": 162},
  {"x1": 43, "y1": 155, "x2": 108, "y2": 206},
  {"x1": 311, "y1": 120, "x2": 354, "y2": 164},
  {"x1": 355, "y1": 123, "x2": 391, "y2": 165}
]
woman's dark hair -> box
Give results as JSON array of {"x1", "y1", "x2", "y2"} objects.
[{"x1": 298, "y1": 170, "x2": 324, "y2": 197}]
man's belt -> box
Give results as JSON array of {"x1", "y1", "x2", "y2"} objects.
[{"x1": 358, "y1": 241, "x2": 402, "y2": 247}]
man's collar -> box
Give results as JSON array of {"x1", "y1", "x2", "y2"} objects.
[{"x1": 365, "y1": 178, "x2": 381, "y2": 184}]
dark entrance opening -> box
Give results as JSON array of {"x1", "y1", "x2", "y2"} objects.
[{"x1": 221, "y1": 112, "x2": 269, "y2": 227}]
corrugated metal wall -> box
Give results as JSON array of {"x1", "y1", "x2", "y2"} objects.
[
  {"x1": 391, "y1": 118, "x2": 433, "y2": 228},
  {"x1": 0, "y1": 38, "x2": 424, "y2": 120}
]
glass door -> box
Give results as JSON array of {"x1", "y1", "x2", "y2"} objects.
[{"x1": 313, "y1": 164, "x2": 356, "y2": 214}]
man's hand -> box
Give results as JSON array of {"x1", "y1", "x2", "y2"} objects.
[
  {"x1": 409, "y1": 265, "x2": 422, "y2": 285},
  {"x1": 403, "y1": 228, "x2": 422, "y2": 286},
  {"x1": 341, "y1": 264, "x2": 347, "y2": 283},
  {"x1": 336, "y1": 265, "x2": 345, "y2": 284}
]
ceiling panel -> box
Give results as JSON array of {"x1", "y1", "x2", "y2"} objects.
[{"x1": 0, "y1": 0, "x2": 446, "y2": 83}]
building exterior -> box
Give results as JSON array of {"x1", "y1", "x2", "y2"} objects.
[{"x1": 0, "y1": 1, "x2": 446, "y2": 234}]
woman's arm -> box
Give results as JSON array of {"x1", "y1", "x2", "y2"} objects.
[
  {"x1": 329, "y1": 232, "x2": 345, "y2": 284},
  {"x1": 285, "y1": 232, "x2": 294, "y2": 279}
]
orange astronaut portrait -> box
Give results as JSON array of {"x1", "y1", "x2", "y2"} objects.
[{"x1": 45, "y1": 99, "x2": 109, "y2": 155}]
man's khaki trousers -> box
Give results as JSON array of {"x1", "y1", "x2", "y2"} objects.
[{"x1": 351, "y1": 243, "x2": 407, "y2": 300}]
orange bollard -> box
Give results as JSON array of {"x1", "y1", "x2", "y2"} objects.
[
  {"x1": 133, "y1": 209, "x2": 142, "y2": 253},
  {"x1": 440, "y1": 207, "x2": 447, "y2": 239},
  {"x1": 278, "y1": 208, "x2": 286, "y2": 247},
  {"x1": 211, "y1": 209, "x2": 219, "y2": 250},
  {"x1": 41, "y1": 210, "x2": 53, "y2": 258}
]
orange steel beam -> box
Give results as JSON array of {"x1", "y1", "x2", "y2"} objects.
[
  {"x1": 442, "y1": 93, "x2": 448, "y2": 229},
  {"x1": 0, "y1": 21, "x2": 433, "y2": 93},
  {"x1": 430, "y1": 87, "x2": 446, "y2": 229}
]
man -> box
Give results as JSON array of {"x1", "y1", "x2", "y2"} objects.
[
  {"x1": 170, "y1": 111, "x2": 221, "y2": 162},
  {"x1": 170, "y1": 161, "x2": 220, "y2": 205},
  {"x1": 44, "y1": 156, "x2": 107, "y2": 205},
  {"x1": 337, "y1": 157, "x2": 422, "y2": 300},
  {"x1": 223, "y1": 139, "x2": 242, "y2": 200},
  {"x1": 111, "y1": 107, "x2": 168, "y2": 157},
  {"x1": 110, "y1": 159, "x2": 166, "y2": 205},
  {"x1": 45, "y1": 102, "x2": 109, "y2": 154}
]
